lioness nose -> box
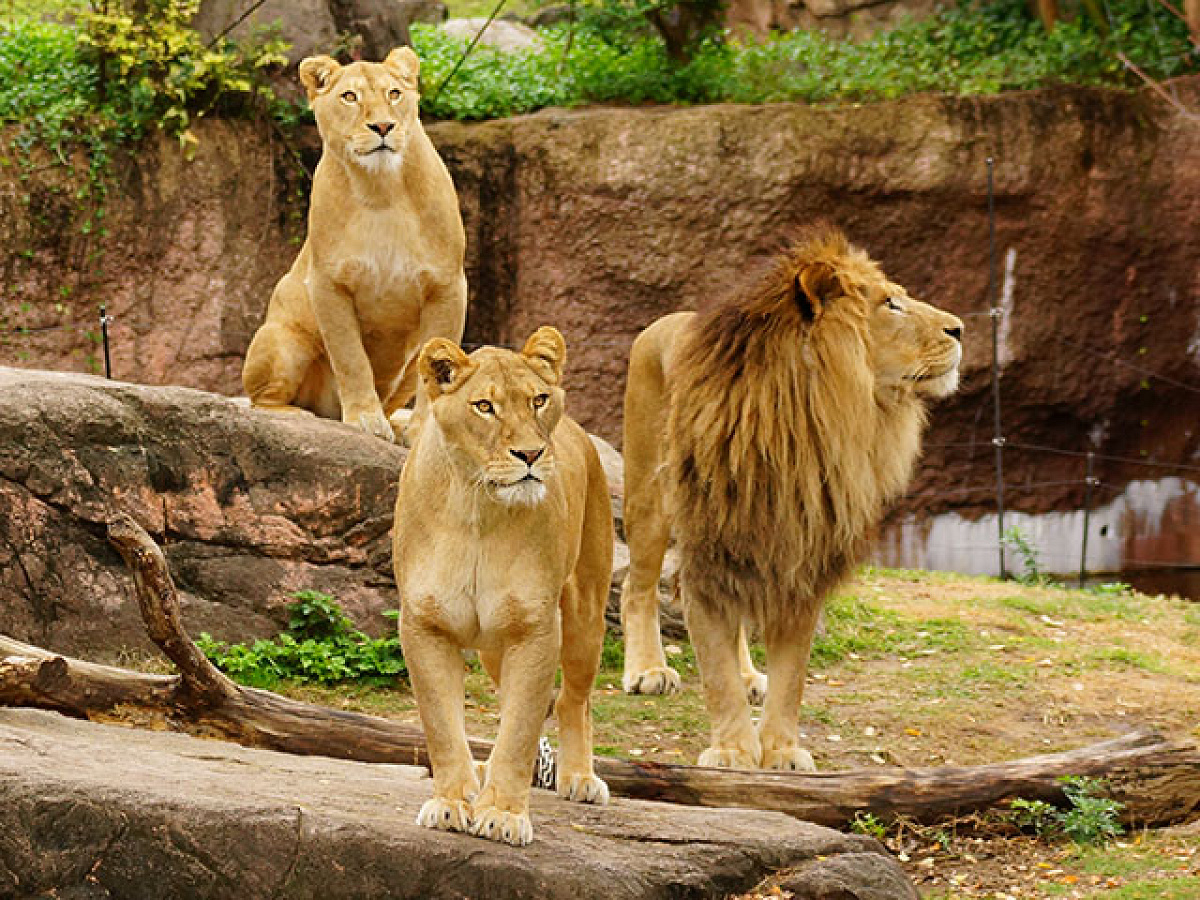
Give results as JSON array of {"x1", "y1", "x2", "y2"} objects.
[
  {"x1": 510, "y1": 446, "x2": 544, "y2": 466},
  {"x1": 368, "y1": 122, "x2": 394, "y2": 137},
  {"x1": 945, "y1": 325, "x2": 963, "y2": 341}
]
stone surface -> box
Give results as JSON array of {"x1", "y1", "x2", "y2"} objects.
[
  {"x1": 0, "y1": 708, "x2": 913, "y2": 900},
  {"x1": 3, "y1": 80, "x2": 1198, "y2": 549},
  {"x1": 441, "y1": 16, "x2": 544, "y2": 52},
  {"x1": 0, "y1": 368, "x2": 404, "y2": 657}
]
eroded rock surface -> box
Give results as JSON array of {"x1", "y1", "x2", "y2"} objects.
[{"x1": 0, "y1": 708, "x2": 915, "y2": 900}]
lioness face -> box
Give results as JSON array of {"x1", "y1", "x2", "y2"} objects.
[
  {"x1": 867, "y1": 280, "x2": 963, "y2": 398},
  {"x1": 418, "y1": 329, "x2": 568, "y2": 506},
  {"x1": 299, "y1": 48, "x2": 421, "y2": 173}
]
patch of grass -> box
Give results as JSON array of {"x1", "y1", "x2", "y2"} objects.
[
  {"x1": 1086, "y1": 646, "x2": 1169, "y2": 674},
  {"x1": 1084, "y1": 878, "x2": 1200, "y2": 899}
]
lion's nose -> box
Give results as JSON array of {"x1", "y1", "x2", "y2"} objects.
[
  {"x1": 368, "y1": 122, "x2": 394, "y2": 137},
  {"x1": 944, "y1": 325, "x2": 962, "y2": 342},
  {"x1": 510, "y1": 446, "x2": 544, "y2": 466}
]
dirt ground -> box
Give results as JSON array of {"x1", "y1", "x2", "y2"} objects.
[{"x1": 282, "y1": 569, "x2": 1199, "y2": 899}]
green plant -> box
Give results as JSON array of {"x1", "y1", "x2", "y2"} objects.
[
  {"x1": 1057, "y1": 776, "x2": 1124, "y2": 845},
  {"x1": 196, "y1": 592, "x2": 406, "y2": 689},
  {"x1": 1007, "y1": 777, "x2": 1124, "y2": 845},
  {"x1": 849, "y1": 811, "x2": 888, "y2": 839},
  {"x1": 1002, "y1": 526, "x2": 1052, "y2": 586}
]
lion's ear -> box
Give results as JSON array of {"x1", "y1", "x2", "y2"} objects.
[
  {"x1": 383, "y1": 46, "x2": 420, "y2": 87},
  {"x1": 419, "y1": 338, "x2": 472, "y2": 395},
  {"x1": 521, "y1": 326, "x2": 566, "y2": 385},
  {"x1": 298, "y1": 55, "x2": 341, "y2": 101},
  {"x1": 795, "y1": 261, "x2": 839, "y2": 322}
]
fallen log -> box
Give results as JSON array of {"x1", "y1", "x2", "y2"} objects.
[{"x1": 1, "y1": 512, "x2": 1198, "y2": 831}]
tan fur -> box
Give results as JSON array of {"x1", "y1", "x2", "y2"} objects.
[
  {"x1": 619, "y1": 227, "x2": 963, "y2": 769},
  {"x1": 395, "y1": 327, "x2": 613, "y2": 846},
  {"x1": 242, "y1": 48, "x2": 467, "y2": 443}
]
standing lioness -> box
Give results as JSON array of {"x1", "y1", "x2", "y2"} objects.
[
  {"x1": 395, "y1": 327, "x2": 612, "y2": 846},
  {"x1": 243, "y1": 48, "x2": 467, "y2": 443}
]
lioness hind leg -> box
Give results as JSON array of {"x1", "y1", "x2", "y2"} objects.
[
  {"x1": 756, "y1": 607, "x2": 820, "y2": 773},
  {"x1": 243, "y1": 319, "x2": 321, "y2": 411},
  {"x1": 555, "y1": 580, "x2": 610, "y2": 805},
  {"x1": 685, "y1": 590, "x2": 761, "y2": 769}
]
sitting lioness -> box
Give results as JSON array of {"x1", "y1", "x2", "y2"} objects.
[
  {"x1": 394, "y1": 327, "x2": 612, "y2": 846},
  {"x1": 242, "y1": 47, "x2": 467, "y2": 443}
]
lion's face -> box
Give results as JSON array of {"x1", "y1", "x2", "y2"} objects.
[
  {"x1": 797, "y1": 245, "x2": 963, "y2": 400},
  {"x1": 299, "y1": 48, "x2": 421, "y2": 174},
  {"x1": 418, "y1": 329, "x2": 568, "y2": 506},
  {"x1": 866, "y1": 280, "x2": 963, "y2": 398}
]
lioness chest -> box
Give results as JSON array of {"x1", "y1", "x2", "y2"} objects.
[
  {"x1": 397, "y1": 509, "x2": 578, "y2": 654},
  {"x1": 309, "y1": 205, "x2": 453, "y2": 332}
]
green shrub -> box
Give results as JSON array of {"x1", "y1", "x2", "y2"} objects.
[
  {"x1": 196, "y1": 592, "x2": 406, "y2": 689},
  {"x1": 1007, "y1": 776, "x2": 1125, "y2": 845}
]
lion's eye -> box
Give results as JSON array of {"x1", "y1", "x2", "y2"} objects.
[
  {"x1": 885, "y1": 297, "x2": 904, "y2": 312},
  {"x1": 340, "y1": 90, "x2": 358, "y2": 103},
  {"x1": 388, "y1": 88, "x2": 402, "y2": 102},
  {"x1": 472, "y1": 399, "x2": 494, "y2": 415},
  {"x1": 532, "y1": 393, "x2": 549, "y2": 409}
]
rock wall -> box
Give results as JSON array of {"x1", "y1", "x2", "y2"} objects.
[{"x1": 3, "y1": 79, "x2": 1198, "y2": 575}]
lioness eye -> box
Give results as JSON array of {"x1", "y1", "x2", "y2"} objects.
[
  {"x1": 885, "y1": 297, "x2": 903, "y2": 312},
  {"x1": 532, "y1": 393, "x2": 549, "y2": 409},
  {"x1": 388, "y1": 88, "x2": 402, "y2": 101},
  {"x1": 472, "y1": 400, "x2": 494, "y2": 415},
  {"x1": 340, "y1": 90, "x2": 357, "y2": 103}
]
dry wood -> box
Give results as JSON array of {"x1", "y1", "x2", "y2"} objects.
[{"x1": 1, "y1": 512, "x2": 1197, "y2": 830}]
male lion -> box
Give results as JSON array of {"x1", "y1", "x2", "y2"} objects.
[
  {"x1": 394, "y1": 327, "x2": 612, "y2": 846},
  {"x1": 619, "y1": 226, "x2": 963, "y2": 770},
  {"x1": 242, "y1": 48, "x2": 467, "y2": 443}
]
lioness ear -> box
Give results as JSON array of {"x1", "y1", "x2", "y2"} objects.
[
  {"x1": 298, "y1": 55, "x2": 341, "y2": 101},
  {"x1": 383, "y1": 46, "x2": 420, "y2": 87},
  {"x1": 795, "y1": 261, "x2": 839, "y2": 323},
  {"x1": 419, "y1": 338, "x2": 472, "y2": 395},
  {"x1": 521, "y1": 326, "x2": 566, "y2": 386}
]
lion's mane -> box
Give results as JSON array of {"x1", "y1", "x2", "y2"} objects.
[{"x1": 667, "y1": 227, "x2": 929, "y2": 627}]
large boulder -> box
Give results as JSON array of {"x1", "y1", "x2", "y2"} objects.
[
  {"x1": 0, "y1": 707, "x2": 917, "y2": 899},
  {"x1": 0, "y1": 368, "x2": 404, "y2": 657}
]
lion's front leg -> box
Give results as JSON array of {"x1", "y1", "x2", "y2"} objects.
[
  {"x1": 470, "y1": 621, "x2": 559, "y2": 847},
  {"x1": 684, "y1": 590, "x2": 761, "y2": 768},
  {"x1": 757, "y1": 607, "x2": 821, "y2": 772},
  {"x1": 399, "y1": 617, "x2": 479, "y2": 833}
]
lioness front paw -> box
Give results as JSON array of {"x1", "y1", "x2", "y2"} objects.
[
  {"x1": 743, "y1": 670, "x2": 769, "y2": 706},
  {"x1": 557, "y1": 772, "x2": 610, "y2": 805},
  {"x1": 469, "y1": 806, "x2": 533, "y2": 847},
  {"x1": 697, "y1": 743, "x2": 761, "y2": 769},
  {"x1": 623, "y1": 666, "x2": 681, "y2": 696},
  {"x1": 760, "y1": 745, "x2": 816, "y2": 772},
  {"x1": 415, "y1": 797, "x2": 472, "y2": 834},
  {"x1": 344, "y1": 407, "x2": 395, "y2": 443}
]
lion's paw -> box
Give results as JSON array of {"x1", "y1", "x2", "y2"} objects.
[
  {"x1": 345, "y1": 407, "x2": 396, "y2": 443},
  {"x1": 623, "y1": 666, "x2": 681, "y2": 696},
  {"x1": 557, "y1": 772, "x2": 610, "y2": 805},
  {"x1": 697, "y1": 744, "x2": 761, "y2": 769},
  {"x1": 415, "y1": 797, "x2": 472, "y2": 834},
  {"x1": 468, "y1": 806, "x2": 533, "y2": 847},
  {"x1": 743, "y1": 670, "x2": 769, "y2": 706},
  {"x1": 761, "y1": 745, "x2": 816, "y2": 772}
]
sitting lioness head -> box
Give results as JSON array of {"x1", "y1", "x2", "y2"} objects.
[
  {"x1": 298, "y1": 48, "x2": 421, "y2": 172},
  {"x1": 417, "y1": 328, "x2": 568, "y2": 506}
]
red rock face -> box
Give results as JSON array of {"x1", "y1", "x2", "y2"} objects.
[
  {"x1": 0, "y1": 369, "x2": 404, "y2": 655},
  {"x1": 3, "y1": 80, "x2": 1198, "y2": 579}
]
